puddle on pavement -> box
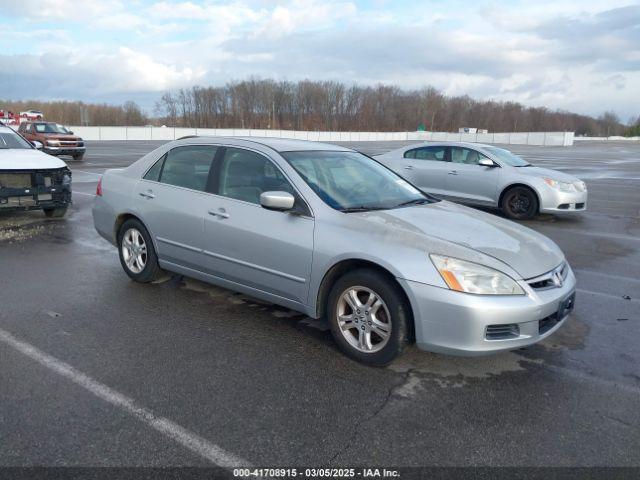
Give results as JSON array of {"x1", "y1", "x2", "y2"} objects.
[
  {"x1": 177, "y1": 276, "x2": 307, "y2": 319},
  {"x1": 158, "y1": 275, "x2": 594, "y2": 395},
  {"x1": 386, "y1": 314, "x2": 591, "y2": 396}
]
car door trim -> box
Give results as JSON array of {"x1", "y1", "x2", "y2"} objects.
[
  {"x1": 201, "y1": 249, "x2": 307, "y2": 284},
  {"x1": 156, "y1": 236, "x2": 201, "y2": 253}
]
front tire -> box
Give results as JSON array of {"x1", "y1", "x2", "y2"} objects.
[
  {"x1": 72, "y1": 153, "x2": 84, "y2": 161},
  {"x1": 500, "y1": 186, "x2": 539, "y2": 220},
  {"x1": 327, "y1": 269, "x2": 411, "y2": 366},
  {"x1": 117, "y1": 219, "x2": 162, "y2": 283},
  {"x1": 43, "y1": 207, "x2": 67, "y2": 218}
]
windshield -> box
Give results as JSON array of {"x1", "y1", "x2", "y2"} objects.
[
  {"x1": 484, "y1": 146, "x2": 531, "y2": 167},
  {"x1": 33, "y1": 123, "x2": 70, "y2": 134},
  {"x1": 282, "y1": 150, "x2": 436, "y2": 211},
  {"x1": 0, "y1": 129, "x2": 33, "y2": 149}
]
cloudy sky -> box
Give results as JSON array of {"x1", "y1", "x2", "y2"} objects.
[{"x1": 1, "y1": 0, "x2": 638, "y2": 120}]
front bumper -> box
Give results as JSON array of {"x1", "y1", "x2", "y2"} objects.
[
  {"x1": 539, "y1": 187, "x2": 587, "y2": 214},
  {"x1": 398, "y1": 266, "x2": 576, "y2": 356},
  {"x1": 44, "y1": 146, "x2": 86, "y2": 156},
  {"x1": 0, "y1": 169, "x2": 72, "y2": 212}
]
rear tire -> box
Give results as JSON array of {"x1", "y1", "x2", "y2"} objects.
[
  {"x1": 117, "y1": 219, "x2": 162, "y2": 283},
  {"x1": 43, "y1": 207, "x2": 67, "y2": 218},
  {"x1": 500, "y1": 186, "x2": 539, "y2": 220},
  {"x1": 327, "y1": 269, "x2": 411, "y2": 366}
]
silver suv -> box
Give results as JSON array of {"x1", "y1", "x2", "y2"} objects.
[{"x1": 93, "y1": 137, "x2": 575, "y2": 365}]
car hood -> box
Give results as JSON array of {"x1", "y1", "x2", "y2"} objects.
[
  {"x1": 515, "y1": 166, "x2": 581, "y2": 183},
  {"x1": 353, "y1": 201, "x2": 564, "y2": 279},
  {"x1": 0, "y1": 149, "x2": 68, "y2": 169},
  {"x1": 41, "y1": 134, "x2": 82, "y2": 141}
]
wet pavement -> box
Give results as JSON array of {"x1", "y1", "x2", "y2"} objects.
[{"x1": 0, "y1": 140, "x2": 638, "y2": 466}]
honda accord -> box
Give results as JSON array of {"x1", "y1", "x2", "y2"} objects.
[{"x1": 93, "y1": 137, "x2": 575, "y2": 365}]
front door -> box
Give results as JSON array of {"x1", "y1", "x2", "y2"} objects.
[
  {"x1": 201, "y1": 147, "x2": 314, "y2": 305},
  {"x1": 444, "y1": 147, "x2": 501, "y2": 205}
]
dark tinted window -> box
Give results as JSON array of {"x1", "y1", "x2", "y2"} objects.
[
  {"x1": 404, "y1": 146, "x2": 447, "y2": 161},
  {"x1": 218, "y1": 148, "x2": 293, "y2": 204},
  {"x1": 143, "y1": 154, "x2": 165, "y2": 181},
  {"x1": 450, "y1": 147, "x2": 487, "y2": 165},
  {"x1": 158, "y1": 145, "x2": 217, "y2": 191}
]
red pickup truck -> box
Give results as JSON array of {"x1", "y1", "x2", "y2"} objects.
[{"x1": 18, "y1": 121, "x2": 86, "y2": 161}]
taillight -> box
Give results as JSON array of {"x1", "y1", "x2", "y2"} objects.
[{"x1": 96, "y1": 177, "x2": 102, "y2": 196}]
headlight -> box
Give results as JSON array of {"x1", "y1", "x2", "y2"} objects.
[
  {"x1": 544, "y1": 178, "x2": 577, "y2": 193},
  {"x1": 430, "y1": 254, "x2": 525, "y2": 295}
]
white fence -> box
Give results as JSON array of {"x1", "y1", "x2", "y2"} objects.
[
  {"x1": 574, "y1": 136, "x2": 640, "y2": 142},
  {"x1": 68, "y1": 126, "x2": 575, "y2": 146}
]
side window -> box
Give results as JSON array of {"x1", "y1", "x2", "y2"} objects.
[
  {"x1": 218, "y1": 147, "x2": 294, "y2": 204},
  {"x1": 410, "y1": 146, "x2": 447, "y2": 161},
  {"x1": 143, "y1": 154, "x2": 165, "y2": 182},
  {"x1": 404, "y1": 149, "x2": 416, "y2": 159},
  {"x1": 158, "y1": 145, "x2": 217, "y2": 192},
  {"x1": 450, "y1": 147, "x2": 487, "y2": 165}
]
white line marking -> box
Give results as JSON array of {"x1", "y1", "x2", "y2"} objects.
[
  {"x1": 574, "y1": 269, "x2": 640, "y2": 284},
  {"x1": 0, "y1": 327, "x2": 249, "y2": 467},
  {"x1": 577, "y1": 288, "x2": 640, "y2": 303},
  {"x1": 72, "y1": 170, "x2": 103, "y2": 177},
  {"x1": 73, "y1": 191, "x2": 96, "y2": 197}
]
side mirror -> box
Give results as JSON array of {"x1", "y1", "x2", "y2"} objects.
[
  {"x1": 67, "y1": 131, "x2": 74, "y2": 135},
  {"x1": 478, "y1": 158, "x2": 498, "y2": 168},
  {"x1": 32, "y1": 140, "x2": 44, "y2": 150},
  {"x1": 260, "y1": 191, "x2": 295, "y2": 211}
]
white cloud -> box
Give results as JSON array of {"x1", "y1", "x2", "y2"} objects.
[{"x1": 0, "y1": 0, "x2": 637, "y2": 119}]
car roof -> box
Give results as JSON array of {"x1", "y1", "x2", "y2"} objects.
[
  {"x1": 412, "y1": 141, "x2": 497, "y2": 149},
  {"x1": 179, "y1": 136, "x2": 353, "y2": 153}
]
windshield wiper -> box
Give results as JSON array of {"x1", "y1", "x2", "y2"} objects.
[
  {"x1": 339, "y1": 205, "x2": 387, "y2": 213},
  {"x1": 395, "y1": 198, "x2": 431, "y2": 208}
]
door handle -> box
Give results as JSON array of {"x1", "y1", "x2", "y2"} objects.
[
  {"x1": 447, "y1": 171, "x2": 458, "y2": 175},
  {"x1": 404, "y1": 165, "x2": 414, "y2": 170},
  {"x1": 139, "y1": 190, "x2": 155, "y2": 199},
  {"x1": 208, "y1": 210, "x2": 230, "y2": 219}
]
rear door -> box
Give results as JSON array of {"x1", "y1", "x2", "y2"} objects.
[
  {"x1": 444, "y1": 147, "x2": 501, "y2": 205},
  {"x1": 134, "y1": 145, "x2": 218, "y2": 270},
  {"x1": 400, "y1": 145, "x2": 450, "y2": 196},
  {"x1": 201, "y1": 147, "x2": 314, "y2": 305}
]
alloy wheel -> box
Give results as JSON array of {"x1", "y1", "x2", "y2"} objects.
[
  {"x1": 121, "y1": 228, "x2": 147, "y2": 274},
  {"x1": 336, "y1": 286, "x2": 392, "y2": 353}
]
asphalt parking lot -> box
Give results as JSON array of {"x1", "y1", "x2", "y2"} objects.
[{"x1": 1, "y1": 139, "x2": 639, "y2": 467}]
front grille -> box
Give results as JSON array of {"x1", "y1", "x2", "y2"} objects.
[
  {"x1": 576, "y1": 203, "x2": 585, "y2": 209},
  {"x1": 527, "y1": 263, "x2": 568, "y2": 291},
  {"x1": 486, "y1": 324, "x2": 520, "y2": 340},
  {"x1": 0, "y1": 168, "x2": 71, "y2": 209},
  {"x1": 557, "y1": 203, "x2": 569, "y2": 209}
]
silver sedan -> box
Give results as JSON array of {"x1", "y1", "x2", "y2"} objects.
[
  {"x1": 375, "y1": 142, "x2": 587, "y2": 220},
  {"x1": 93, "y1": 137, "x2": 575, "y2": 365}
]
